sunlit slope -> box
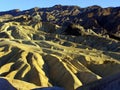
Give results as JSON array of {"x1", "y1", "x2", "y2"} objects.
[{"x1": 0, "y1": 34, "x2": 120, "y2": 90}]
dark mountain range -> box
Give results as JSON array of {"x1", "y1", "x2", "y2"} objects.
[{"x1": 0, "y1": 5, "x2": 120, "y2": 36}]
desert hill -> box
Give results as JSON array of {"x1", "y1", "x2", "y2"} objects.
[
  {"x1": 0, "y1": 5, "x2": 120, "y2": 90},
  {"x1": 0, "y1": 5, "x2": 120, "y2": 36}
]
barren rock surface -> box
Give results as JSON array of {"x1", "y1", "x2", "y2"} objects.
[{"x1": 0, "y1": 5, "x2": 120, "y2": 90}]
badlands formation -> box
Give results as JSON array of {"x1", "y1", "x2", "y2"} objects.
[{"x1": 0, "y1": 5, "x2": 120, "y2": 90}]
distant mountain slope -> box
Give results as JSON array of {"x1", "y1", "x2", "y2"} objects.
[{"x1": 0, "y1": 5, "x2": 119, "y2": 35}]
